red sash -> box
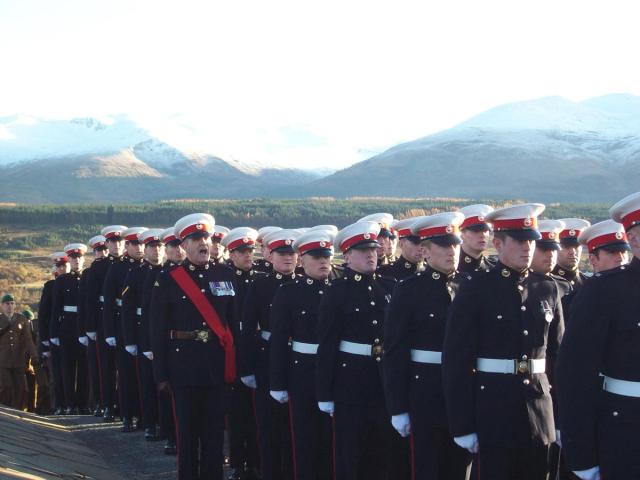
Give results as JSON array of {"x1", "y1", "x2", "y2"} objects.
[{"x1": 170, "y1": 266, "x2": 236, "y2": 383}]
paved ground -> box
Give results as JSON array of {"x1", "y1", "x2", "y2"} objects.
[{"x1": 0, "y1": 406, "x2": 215, "y2": 479}]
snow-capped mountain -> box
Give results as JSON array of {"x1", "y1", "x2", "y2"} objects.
[{"x1": 301, "y1": 94, "x2": 640, "y2": 203}]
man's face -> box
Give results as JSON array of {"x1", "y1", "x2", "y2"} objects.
[
  {"x1": 344, "y1": 247, "x2": 378, "y2": 274},
  {"x1": 183, "y1": 235, "x2": 211, "y2": 265},
  {"x1": 55, "y1": 263, "x2": 70, "y2": 276},
  {"x1": 377, "y1": 236, "x2": 391, "y2": 258},
  {"x1": 210, "y1": 239, "x2": 225, "y2": 260},
  {"x1": 494, "y1": 235, "x2": 535, "y2": 271},
  {"x1": 589, "y1": 249, "x2": 629, "y2": 273},
  {"x1": 424, "y1": 242, "x2": 459, "y2": 274},
  {"x1": 126, "y1": 240, "x2": 144, "y2": 260},
  {"x1": 271, "y1": 251, "x2": 298, "y2": 274},
  {"x1": 107, "y1": 238, "x2": 125, "y2": 257},
  {"x1": 461, "y1": 228, "x2": 491, "y2": 257},
  {"x1": 165, "y1": 243, "x2": 186, "y2": 264},
  {"x1": 557, "y1": 244, "x2": 581, "y2": 271},
  {"x1": 94, "y1": 248, "x2": 108, "y2": 259},
  {"x1": 1, "y1": 301, "x2": 15, "y2": 317},
  {"x1": 229, "y1": 248, "x2": 254, "y2": 271},
  {"x1": 145, "y1": 242, "x2": 165, "y2": 265},
  {"x1": 69, "y1": 255, "x2": 85, "y2": 272},
  {"x1": 531, "y1": 246, "x2": 557, "y2": 275},
  {"x1": 301, "y1": 254, "x2": 333, "y2": 280},
  {"x1": 399, "y1": 238, "x2": 424, "y2": 264}
]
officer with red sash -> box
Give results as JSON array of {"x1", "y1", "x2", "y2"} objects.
[{"x1": 150, "y1": 213, "x2": 237, "y2": 480}]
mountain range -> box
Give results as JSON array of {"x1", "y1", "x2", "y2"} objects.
[{"x1": 2, "y1": 94, "x2": 639, "y2": 203}]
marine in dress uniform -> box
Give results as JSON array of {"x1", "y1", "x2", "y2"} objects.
[
  {"x1": 579, "y1": 220, "x2": 630, "y2": 274},
  {"x1": 39, "y1": 252, "x2": 69, "y2": 414},
  {"x1": 87, "y1": 225, "x2": 128, "y2": 422},
  {"x1": 384, "y1": 213, "x2": 472, "y2": 480},
  {"x1": 50, "y1": 243, "x2": 89, "y2": 414},
  {"x1": 83, "y1": 235, "x2": 108, "y2": 415},
  {"x1": 378, "y1": 217, "x2": 424, "y2": 281},
  {"x1": 221, "y1": 227, "x2": 263, "y2": 480},
  {"x1": 239, "y1": 228, "x2": 302, "y2": 480},
  {"x1": 358, "y1": 213, "x2": 396, "y2": 267},
  {"x1": 442, "y1": 203, "x2": 565, "y2": 480},
  {"x1": 269, "y1": 229, "x2": 335, "y2": 480},
  {"x1": 253, "y1": 226, "x2": 282, "y2": 273},
  {"x1": 316, "y1": 221, "x2": 397, "y2": 480},
  {"x1": 121, "y1": 228, "x2": 165, "y2": 440},
  {"x1": 458, "y1": 204, "x2": 495, "y2": 274},
  {"x1": 0, "y1": 295, "x2": 39, "y2": 409},
  {"x1": 556, "y1": 192, "x2": 640, "y2": 480},
  {"x1": 150, "y1": 213, "x2": 237, "y2": 480},
  {"x1": 103, "y1": 226, "x2": 147, "y2": 431},
  {"x1": 210, "y1": 225, "x2": 231, "y2": 265}
]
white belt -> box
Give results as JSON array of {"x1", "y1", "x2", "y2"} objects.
[
  {"x1": 116, "y1": 299, "x2": 122, "y2": 307},
  {"x1": 260, "y1": 330, "x2": 271, "y2": 341},
  {"x1": 99, "y1": 295, "x2": 105, "y2": 302},
  {"x1": 339, "y1": 340, "x2": 383, "y2": 356},
  {"x1": 63, "y1": 306, "x2": 78, "y2": 313},
  {"x1": 603, "y1": 375, "x2": 640, "y2": 398},
  {"x1": 136, "y1": 308, "x2": 142, "y2": 316},
  {"x1": 291, "y1": 341, "x2": 318, "y2": 354},
  {"x1": 410, "y1": 349, "x2": 442, "y2": 364},
  {"x1": 476, "y1": 357, "x2": 546, "y2": 375}
]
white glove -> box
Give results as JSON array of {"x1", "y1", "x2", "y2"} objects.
[
  {"x1": 125, "y1": 345, "x2": 138, "y2": 356},
  {"x1": 143, "y1": 351, "x2": 154, "y2": 360},
  {"x1": 78, "y1": 336, "x2": 89, "y2": 347},
  {"x1": 318, "y1": 401, "x2": 335, "y2": 416},
  {"x1": 42, "y1": 351, "x2": 51, "y2": 358},
  {"x1": 105, "y1": 337, "x2": 116, "y2": 347},
  {"x1": 454, "y1": 433, "x2": 479, "y2": 454},
  {"x1": 555, "y1": 429, "x2": 562, "y2": 447},
  {"x1": 573, "y1": 466, "x2": 601, "y2": 480},
  {"x1": 270, "y1": 390, "x2": 289, "y2": 404},
  {"x1": 86, "y1": 331, "x2": 97, "y2": 341},
  {"x1": 42, "y1": 340, "x2": 50, "y2": 347},
  {"x1": 241, "y1": 375, "x2": 257, "y2": 389},
  {"x1": 391, "y1": 413, "x2": 411, "y2": 437},
  {"x1": 50, "y1": 337, "x2": 60, "y2": 346}
]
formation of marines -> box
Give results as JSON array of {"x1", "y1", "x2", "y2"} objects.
[{"x1": 3, "y1": 191, "x2": 640, "y2": 480}]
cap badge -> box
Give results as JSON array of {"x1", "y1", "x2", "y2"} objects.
[
  {"x1": 243, "y1": 237, "x2": 249, "y2": 243},
  {"x1": 478, "y1": 215, "x2": 485, "y2": 222},
  {"x1": 445, "y1": 225, "x2": 453, "y2": 234},
  {"x1": 615, "y1": 231, "x2": 624, "y2": 240},
  {"x1": 501, "y1": 269, "x2": 511, "y2": 278},
  {"x1": 319, "y1": 241, "x2": 326, "y2": 247},
  {"x1": 154, "y1": 236, "x2": 158, "y2": 241},
  {"x1": 196, "y1": 224, "x2": 203, "y2": 230},
  {"x1": 548, "y1": 232, "x2": 556, "y2": 240},
  {"x1": 306, "y1": 278, "x2": 313, "y2": 285},
  {"x1": 363, "y1": 233, "x2": 371, "y2": 240},
  {"x1": 464, "y1": 256, "x2": 472, "y2": 263},
  {"x1": 432, "y1": 271, "x2": 440, "y2": 280},
  {"x1": 569, "y1": 229, "x2": 576, "y2": 237},
  {"x1": 354, "y1": 274, "x2": 362, "y2": 282},
  {"x1": 524, "y1": 217, "x2": 533, "y2": 227}
]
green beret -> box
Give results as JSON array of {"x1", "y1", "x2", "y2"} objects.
[
  {"x1": 22, "y1": 310, "x2": 34, "y2": 320},
  {"x1": 1, "y1": 294, "x2": 15, "y2": 303}
]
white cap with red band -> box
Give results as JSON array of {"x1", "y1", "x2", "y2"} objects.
[
  {"x1": 578, "y1": 220, "x2": 630, "y2": 253},
  {"x1": 64, "y1": 243, "x2": 88, "y2": 256},
  {"x1": 335, "y1": 221, "x2": 381, "y2": 253},
  {"x1": 161, "y1": 227, "x2": 179, "y2": 244},
  {"x1": 88, "y1": 235, "x2": 106, "y2": 249},
  {"x1": 138, "y1": 228, "x2": 165, "y2": 245},
  {"x1": 257, "y1": 226, "x2": 282, "y2": 245},
  {"x1": 101, "y1": 225, "x2": 128, "y2": 239},
  {"x1": 174, "y1": 213, "x2": 215, "y2": 240},
  {"x1": 557, "y1": 218, "x2": 591, "y2": 241},
  {"x1": 610, "y1": 191, "x2": 640, "y2": 232},
  {"x1": 293, "y1": 230, "x2": 336, "y2": 256},
  {"x1": 393, "y1": 217, "x2": 419, "y2": 239},
  {"x1": 358, "y1": 213, "x2": 393, "y2": 230},
  {"x1": 50, "y1": 252, "x2": 69, "y2": 264},
  {"x1": 411, "y1": 212, "x2": 464, "y2": 240},
  {"x1": 121, "y1": 227, "x2": 148, "y2": 242},
  {"x1": 459, "y1": 204, "x2": 494, "y2": 230},
  {"x1": 222, "y1": 227, "x2": 259, "y2": 251},
  {"x1": 212, "y1": 225, "x2": 230, "y2": 240},
  {"x1": 537, "y1": 220, "x2": 566, "y2": 243},
  {"x1": 263, "y1": 229, "x2": 302, "y2": 252}
]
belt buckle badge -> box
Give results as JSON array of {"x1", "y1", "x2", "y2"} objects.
[
  {"x1": 516, "y1": 359, "x2": 530, "y2": 374},
  {"x1": 372, "y1": 345, "x2": 383, "y2": 356},
  {"x1": 196, "y1": 330, "x2": 209, "y2": 343}
]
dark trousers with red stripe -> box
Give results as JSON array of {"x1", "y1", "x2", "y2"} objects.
[
  {"x1": 137, "y1": 354, "x2": 158, "y2": 429},
  {"x1": 477, "y1": 443, "x2": 549, "y2": 480},
  {"x1": 289, "y1": 385, "x2": 332, "y2": 480},
  {"x1": 254, "y1": 386, "x2": 293, "y2": 480},
  {"x1": 159, "y1": 388, "x2": 176, "y2": 442},
  {"x1": 60, "y1": 332, "x2": 88, "y2": 409},
  {"x1": 227, "y1": 382, "x2": 259, "y2": 471},
  {"x1": 333, "y1": 402, "x2": 395, "y2": 480},
  {"x1": 115, "y1": 335, "x2": 140, "y2": 421},
  {"x1": 172, "y1": 384, "x2": 225, "y2": 480},
  {"x1": 99, "y1": 335, "x2": 117, "y2": 411},
  {"x1": 87, "y1": 337, "x2": 102, "y2": 408}
]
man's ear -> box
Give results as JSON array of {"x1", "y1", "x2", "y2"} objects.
[{"x1": 492, "y1": 236, "x2": 503, "y2": 253}]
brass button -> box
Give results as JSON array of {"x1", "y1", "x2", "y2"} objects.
[
  {"x1": 370, "y1": 301, "x2": 375, "y2": 306},
  {"x1": 372, "y1": 320, "x2": 378, "y2": 325},
  {"x1": 613, "y1": 411, "x2": 619, "y2": 417},
  {"x1": 521, "y1": 355, "x2": 528, "y2": 360},
  {"x1": 521, "y1": 306, "x2": 527, "y2": 311},
  {"x1": 523, "y1": 379, "x2": 530, "y2": 385},
  {"x1": 523, "y1": 330, "x2": 529, "y2": 336},
  {"x1": 375, "y1": 357, "x2": 381, "y2": 362}
]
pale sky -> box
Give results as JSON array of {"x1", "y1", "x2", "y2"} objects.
[{"x1": 1, "y1": 0, "x2": 640, "y2": 169}]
